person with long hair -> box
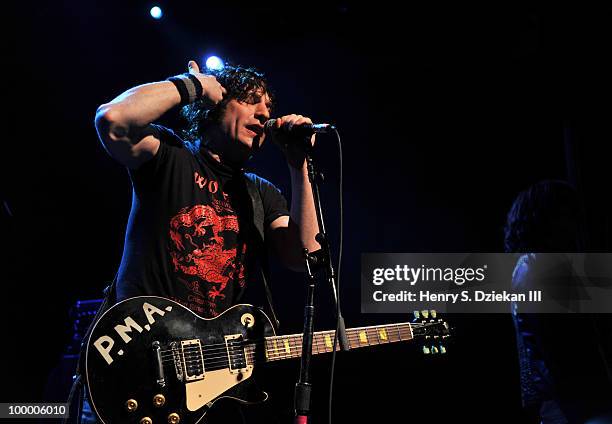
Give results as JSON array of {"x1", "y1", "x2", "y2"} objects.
[{"x1": 506, "y1": 180, "x2": 612, "y2": 424}]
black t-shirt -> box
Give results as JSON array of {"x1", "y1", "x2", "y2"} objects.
[{"x1": 115, "y1": 125, "x2": 289, "y2": 318}]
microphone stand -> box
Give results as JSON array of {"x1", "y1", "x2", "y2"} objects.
[{"x1": 294, "y1": 140, "x2": 349, "y2": 424}]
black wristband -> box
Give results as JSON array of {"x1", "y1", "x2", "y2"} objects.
[
  {"x1": 167, "y1": 76, "x2": 190, "y2": 106},
  {"x1": 184, "y1": 73, "x2": 204, "y2": 99}
]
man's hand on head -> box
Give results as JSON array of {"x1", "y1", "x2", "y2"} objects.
[{"x1": 187, "y1": 60, "x2": 227, "y2": 105}]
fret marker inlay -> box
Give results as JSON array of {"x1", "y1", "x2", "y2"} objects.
[
  {"x1": 324, "y1": 334, "x2": 333, "y2": 349},
  {"x1": 379, "y1": 328, "x2": 388, "y2": 341}
]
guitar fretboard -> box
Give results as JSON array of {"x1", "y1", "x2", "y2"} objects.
[{"x1": 261, "y1": 323, "x2": 414, "y2": 361}]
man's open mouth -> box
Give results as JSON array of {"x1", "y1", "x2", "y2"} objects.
[{"x1": 245, "y1": 124, "x2": 263, "y2": 136}]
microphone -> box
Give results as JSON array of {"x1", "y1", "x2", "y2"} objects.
[{"x1": 264, "y1": 119, "x2": 336, "y2": 137}]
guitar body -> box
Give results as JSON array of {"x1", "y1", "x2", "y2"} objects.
[{"x1": 86, "y1": 296, "x2": 275, "y2": 423}]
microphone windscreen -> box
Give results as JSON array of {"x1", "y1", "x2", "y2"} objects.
[{"x1": 263, "y1": 119, "x2": 278, "y2": 134}]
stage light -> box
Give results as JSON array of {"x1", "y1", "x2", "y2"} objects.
[
  {"x1": 205, "y1": 56, "x2": 224, "y2": 71},
  {"x1": 150, "y1": 6, "x2": 163, "y2": 19}
]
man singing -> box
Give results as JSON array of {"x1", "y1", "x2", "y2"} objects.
[{"x1": 85, "y1": 60, "x2": 321, "y2": 422}]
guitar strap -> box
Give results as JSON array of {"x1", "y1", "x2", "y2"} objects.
[{"x1": 242, "y1": 174, "x2": 281, "y2": 332}]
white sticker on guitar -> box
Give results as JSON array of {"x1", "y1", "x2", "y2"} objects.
[{"x1": 93, "y1": 301, "x2": 171, "y2": 366}]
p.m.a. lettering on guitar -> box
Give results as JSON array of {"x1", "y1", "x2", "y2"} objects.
[
  {"x1": 92, "y1": 301, "x2": 171, "y2": 366},
  {"x1": 86, "y1": 296, "x2": 450, "y2": 424}
]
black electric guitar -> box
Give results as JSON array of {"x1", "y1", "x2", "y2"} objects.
[{"x1": 86, "y1": 296, "x2": 450, "y2": 423}]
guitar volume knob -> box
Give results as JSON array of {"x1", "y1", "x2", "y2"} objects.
[
  {"x1": 125, "y1": 399, "x2": 138, "y2": 412},
  {"x1": 153, "y1": 394, "x2": 166, "y2": 407},
  {"x1": 168, "y1": 412, "x2": 180, "y2": 423},
  {"x1": 140, "y1": 417, "x2": 152, "y2": 424}
]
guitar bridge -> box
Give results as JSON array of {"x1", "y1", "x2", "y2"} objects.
[
  {"x1": 180, "y1": 339, "x2": 205, "y2": 382},
  {"x1": 170, "y1": 342, "x2": 184, "y2": 382},
  {"x1": 224, "y1": 334, "x2": 252, "y2": 374}
]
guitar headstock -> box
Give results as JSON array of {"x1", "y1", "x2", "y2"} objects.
[{"x1": 411, "y1": 310, "x2": 451, "y2": 355}]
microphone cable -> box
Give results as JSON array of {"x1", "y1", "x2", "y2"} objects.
[{"x1": 327, "y1": 127, "x2": 343, "y2": 424}]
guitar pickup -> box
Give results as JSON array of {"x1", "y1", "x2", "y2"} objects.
[
  {"x1": 225, "y1": 334, "x2": 252, "y2": 374},
  {"x1": 181, "y1": 339, "x2": 205, "y2": 382}
]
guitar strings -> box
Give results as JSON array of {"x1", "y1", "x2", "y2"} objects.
[
  {"x1": 158, "y1": 326, "x2": 424, "y2": 370},
  {"x1": 156, "y1": 323, "x2": 428, "y2": 362},
  {"x1": 159, "y1": 334, "x2": 425, "y2": 371},
  {"x1": 156, "y1": 327, "x2": 422, "y2": 368},
  {"x1": 157, "y1": 328, "x2": 417, "y2": 361},
  {"x1": 155, "y1": 322, "x2": 428, "y2": 359}
]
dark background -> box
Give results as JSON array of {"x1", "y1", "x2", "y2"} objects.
[{"x1": 3, "y1": 2, "x2": 611, "y2": 422}]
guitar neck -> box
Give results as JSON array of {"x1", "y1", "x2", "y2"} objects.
[{"x1": 263, "y1": 322, "x2": 414, "y2": 362}]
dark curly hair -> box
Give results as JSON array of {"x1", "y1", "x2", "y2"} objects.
[
  {"x1": 504, "y1": 180, "x2": 585, "y2": 252},
  {"x1": 181, "y1": 64, "x2": 274, "y2": 143}
]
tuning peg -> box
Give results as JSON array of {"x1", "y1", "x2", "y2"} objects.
[
  {"x1": 421, "y1": 310, "x2": 429, "y2": 319},
  {"x1": 431, "y1": 345, "x2": 439, "y2": 354},
  {"x1": 439, "y1": 344, "x2": 447, "y2": 354},
  {"x1": 413, "y1": 310, "x2": 420, "y2": 320},
  {"x1": 430, "y1": 310, "x2": 437, "y2": 318},
  {"x1": 422, "y1": 345, "x2": 431, "y2": 355}
]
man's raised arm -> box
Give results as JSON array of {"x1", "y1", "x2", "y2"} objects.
[{"x1": 94, "y1": 61, "x2": 225, "y2": 168}]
